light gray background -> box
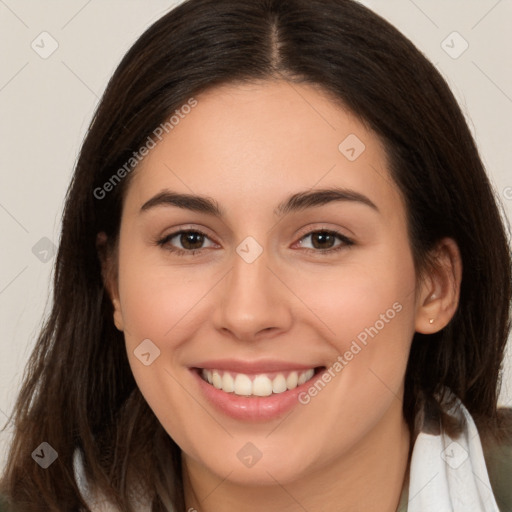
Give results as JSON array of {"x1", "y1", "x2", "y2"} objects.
[{"x1": 1, "y1": 0, "x2": 511, "y2": 472}]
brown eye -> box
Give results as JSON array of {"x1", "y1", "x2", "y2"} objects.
[
  {"x1": 310, "y1": 232, "x2": 337, "y2": 249},
  {"x1": 178, "y1": 232, "x2": 206, "y2": 250},
  {"x1": 157, "y1": 229, "x2": 216, "y2": 255},
  {"x1": 298, "y1": 230, "x2": 354, "y2": 254}
]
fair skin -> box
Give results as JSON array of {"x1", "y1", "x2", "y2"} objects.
[{"x1": 99, "y1": 80, "x2": 462, "y2": 512}]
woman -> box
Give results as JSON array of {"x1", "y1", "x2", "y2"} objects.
[{"x1": 1, "y1": 0, "x2": 511, "y2": 510}]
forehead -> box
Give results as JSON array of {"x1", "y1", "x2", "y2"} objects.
[{"x1": 124, "y1": 80, "x2": 403, "y2": 221}]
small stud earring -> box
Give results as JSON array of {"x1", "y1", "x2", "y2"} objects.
[{"x1": 429, "y1": 318, "x2": 434, "y2": 324}]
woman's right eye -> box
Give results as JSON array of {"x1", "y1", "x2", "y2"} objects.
[{"x1": 156, "y1": 229, "x2": 217, "y2": 256}]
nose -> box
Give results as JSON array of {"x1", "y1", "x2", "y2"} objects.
[{"x1": 212, "y1": 245, "x2": 293, "y2": 342}]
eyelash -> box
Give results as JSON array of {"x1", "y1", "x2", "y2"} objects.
[{"x1": 155, "y1": 228, "x2": 354, "y2": 256}]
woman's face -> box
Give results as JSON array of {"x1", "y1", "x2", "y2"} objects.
[{"x1": 108, "y1": 80, "x2": 425, "y2": 486}]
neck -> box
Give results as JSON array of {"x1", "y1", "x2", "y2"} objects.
[{"x1": 182, "y1": 402, "x2": 411, "y2": 512}]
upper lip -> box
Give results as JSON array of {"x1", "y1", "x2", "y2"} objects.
[{"x1": 191, "y1": 359, "x2": 323, "y2": 374}]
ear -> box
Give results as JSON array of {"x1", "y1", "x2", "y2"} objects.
[
  {"x1": 96, "y1": 231, "x2": 124, "y2": 332},
  {"x1": 415, "y1": 237, "x2": 462, "y2": 334}
]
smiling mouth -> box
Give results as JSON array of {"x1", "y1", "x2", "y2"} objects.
[{"x1": 196, "y1": 367, "x2": 324, "y2": 397}]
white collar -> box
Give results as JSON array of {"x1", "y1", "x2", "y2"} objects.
[
  {"x1": 73, "y1": 449, "x2": 151, "y2": 511},
  {"x1": 406, "y1": 390, "x2": 499, "y2": 511}
]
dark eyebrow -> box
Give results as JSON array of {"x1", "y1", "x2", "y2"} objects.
[
  {"x1": 274, "y1": 187, "x2": 379, "y2": 216},
  {"x1": 140, "y1": 187, "x2": 379, "y2": 217}
]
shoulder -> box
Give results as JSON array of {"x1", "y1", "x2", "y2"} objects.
[
  {"x1": 483, "y1": 408, "x2": 512, "y2": 512},
  {"x1": 0, "y1": 494, "x2": 12, "y2": 512}
]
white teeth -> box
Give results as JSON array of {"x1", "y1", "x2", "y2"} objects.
[
  {"x1": 222, "y1": 372, "x2": 234, "y2": 392},
  {"x1": 233, "y1": 374, "x2": 252, "y2": 396},
  {"x1": 286, "y1": 371, "x2": 298, "y2": 390},
  {"x1": 304, "y1": 368, "x2": 315, "y2": 382},
  {"x1": 252, "y1": 375, "x2": 273, "y2": 397},
  {"x1": 200, "y1": 368, "x2": 317, "y2": 396},
  {"x1": 272, "y1": 374, "x2": 287, "y2": 393},
  {"x1": 212, "y1": 370, "x2": 222, "y2": 389}
]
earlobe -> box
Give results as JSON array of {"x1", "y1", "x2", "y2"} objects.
[
  {"x1": 415, "y1": 237, "x2": 462, "y2": 334},
  {"x1": 415, "y1": 290, "x2": 440, "y2": 333},
  {"x1": 96, "y1": 231, "x2": 124, "y2": 332},
  {"x1": 112, "y1": 298, "x2": 124, "y2": 332}
]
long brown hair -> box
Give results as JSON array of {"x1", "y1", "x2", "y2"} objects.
[{"x1": 1, "y1": 0, "x2": 511, "y2": 510}]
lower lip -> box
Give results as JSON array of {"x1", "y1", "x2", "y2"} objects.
[{"x1": 191, "y1": 368, "x2": 324, "y2": 422}]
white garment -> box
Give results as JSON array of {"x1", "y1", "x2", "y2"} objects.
[
  {"x1": 73, "y1": 450, "x2": 151, "y2": 511},
  {"x1": 73, "y1": 390, "x2": 500, "y2": 511},
  {"x1": 407, "y1": 392, "x2": 500, "y2": 512}
]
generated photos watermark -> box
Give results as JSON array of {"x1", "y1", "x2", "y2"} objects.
[{"x1": 298, "y1": 301, "x2": 403, "y2": 405}]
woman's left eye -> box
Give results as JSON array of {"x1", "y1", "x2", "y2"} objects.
[
  {"x1": 297, "y1": 230, "x2": 354, "y2": 253},
  {"x1": 156, "y1": 229, "x2": 354, "y2": 256}
]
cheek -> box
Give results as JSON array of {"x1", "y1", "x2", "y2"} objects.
[
  {"x1": 116, "y1": 237, "x2": 208, "y2": 350},
  {"x1": 300, "y1": 241, "x2": 416, "y2": 351},
  {"x1": 294, "y1": 244, "x2": 417, "y2": 417},
  {"x1": 115, "y1": 249, "x2": 208, "y2": 455}
]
